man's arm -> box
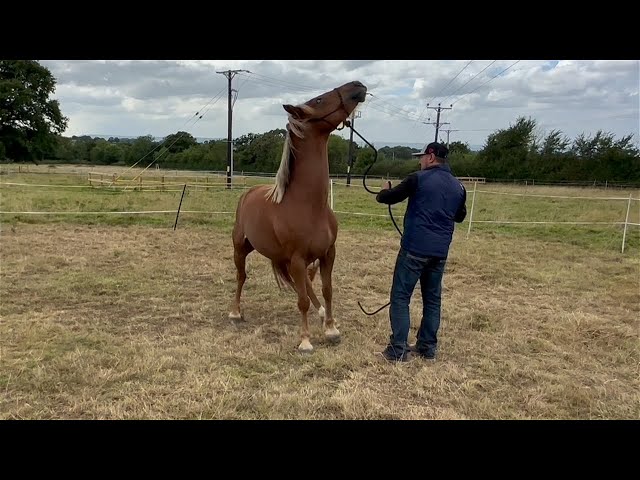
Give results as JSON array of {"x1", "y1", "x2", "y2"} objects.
[
  {"x1": 376, "y1": 173, "x2": 418, "y2": 205},
  {"x1": 454, "y1": 184, "x2": 467, "y2": 223}
]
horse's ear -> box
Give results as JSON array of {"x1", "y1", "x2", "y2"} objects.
[{"x1": 283, "y1": 104, "x2": 305, "y2": 119}]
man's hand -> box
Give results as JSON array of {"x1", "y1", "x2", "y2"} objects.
[{"x1": 380, "y1": 180, "x2": 392, "y2": 191}]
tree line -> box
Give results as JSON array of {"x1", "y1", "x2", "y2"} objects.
[{"x1": 2, "y1": 60, "x2": 639, "y2": 183}]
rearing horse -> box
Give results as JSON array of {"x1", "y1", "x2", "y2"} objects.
[{"x1": 229, "y1": 80, "x2": 368, "y2": 353}]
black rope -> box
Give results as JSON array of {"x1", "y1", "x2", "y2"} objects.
[
  {"x1": 344, "y1": 119, "x2": 403, "y2": 316},
  {"x1": 345, "y1": 120, "x2": 403, "y2": 236}
]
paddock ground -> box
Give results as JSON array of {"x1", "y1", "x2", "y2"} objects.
[{"x1": 1, "y1": 220, "x2": 638, "y2": 419}]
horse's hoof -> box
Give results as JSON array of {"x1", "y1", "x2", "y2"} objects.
[
  {"x1": 298, "y1": 339, "x2": 314, "y2": 354},
  {"x1": 229, "y1": 312, "x2": 244, "y2": 322},
  {"x1": 324, "y1": 327, "x2": 341, "y2": 345}
]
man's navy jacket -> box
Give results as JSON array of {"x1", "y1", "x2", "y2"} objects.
[{"x1": 376, "y1": 163, "x2": 467, "y2": 258}]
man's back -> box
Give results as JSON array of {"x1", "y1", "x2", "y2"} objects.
[{"x1": 402, "y1": 164, "x2": 466, "y2": 258}]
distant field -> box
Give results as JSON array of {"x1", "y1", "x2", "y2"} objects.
[
  {"x1": 1, "y1": 164, "x2": 638, "y2": 419},
  {"x1": 2, "y1": 163, "x2": 639, "y2": 253}
]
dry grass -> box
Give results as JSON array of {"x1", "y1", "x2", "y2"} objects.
[{"x1": 1, "y1": 223, "x2": 638, "y2": 419}]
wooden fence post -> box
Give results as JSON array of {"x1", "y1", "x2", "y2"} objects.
[
  {"x1": 466, "y1": 181, "x2": 478, "y2": 239},
  {"x1": 621, "y1": 193, "x2": 632, "y2": 253}
]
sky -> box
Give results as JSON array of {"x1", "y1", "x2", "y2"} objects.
[{"x1": 39, "y1": 60, "x2": 640, "y2": 151}]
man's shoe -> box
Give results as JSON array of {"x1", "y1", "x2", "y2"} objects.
[
  {"x1": 408, "y1": 343, "x2": 436, "y2": 360},
  {"x1": 379, "y1": 345, "x2": 413, "y2": 363}
]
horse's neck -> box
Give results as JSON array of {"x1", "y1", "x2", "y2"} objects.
[{"x1": 287, "y1": 135, "x2": 329, "y2": 206}]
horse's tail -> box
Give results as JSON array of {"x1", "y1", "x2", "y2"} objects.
[
  {"x1": 271, "y1": 260, "x2": 296, "y2": 291},
  {"x1": 307, "y1": 259, "x2": 320, "y2": 282}
]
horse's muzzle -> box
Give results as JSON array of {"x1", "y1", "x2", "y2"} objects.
[
  {"x1": 350, "y1": 81, "x2": 367, "y2": 102},
  {"x1": 353, "y1": 91, "x2": 367, "y2": 102}
]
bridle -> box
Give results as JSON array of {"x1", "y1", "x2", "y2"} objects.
[{"x1": 313, "y1": 87, "x2": 351, "y2": 131}]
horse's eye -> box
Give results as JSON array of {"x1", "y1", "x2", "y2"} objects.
[{"x1": 316, "y1": 98, "x2": 322, "y2": 104}]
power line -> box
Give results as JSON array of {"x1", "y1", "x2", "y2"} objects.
[
  {"x1": 440, "y1": 60, "x2": 497, "y2": 106},
  {"x1": 364, "y1": 93, "x2": 417, "y2": 120},
  {"x1": 451, "y1": 60, "x2": 521, "y2": 106},
  {"x1": 418, "y1": 60, "x2": 474, "y2": 122},
  {"x1": 241, "y1": 71, "x2": 320, "y2": 93}
]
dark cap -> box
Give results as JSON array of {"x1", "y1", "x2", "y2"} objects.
[{"x1": 411, "y1": 141, "x2": 449, "y2": 159}]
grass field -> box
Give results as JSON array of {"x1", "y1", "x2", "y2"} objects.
[
  {"x1": 1, "y1": 164, "x2": 639, "y2": 419},
  {"x1": 2, "y1": 164, "x2": 639, "y2": 251}
]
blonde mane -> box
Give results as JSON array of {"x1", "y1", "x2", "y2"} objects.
[{"x1": 265, "y1": 106, "x2": 312, "y2": 204}]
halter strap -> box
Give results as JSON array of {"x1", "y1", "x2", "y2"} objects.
[{"x1": 314, "y1": 87, "x2": 350, "y2": 130}]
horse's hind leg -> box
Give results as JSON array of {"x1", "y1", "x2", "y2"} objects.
[
  {"x1": 306, "y1": 260, "x2": 325, "y2": 324},
  {"x1": 229, "y1": 237, "x2": 254, "y2": 321},
  {"x1": 319, "y1": 244, "x2": 340, "y2": 343},
  {"x1": 290, "y1": 255, "x2": 313, "y2": 353}
]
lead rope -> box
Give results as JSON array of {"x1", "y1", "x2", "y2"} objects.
[{"x1": 342, "y1": 119, "x2": 403, "y2": 316}]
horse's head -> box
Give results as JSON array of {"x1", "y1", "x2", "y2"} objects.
[{"x1": 283, "y1": 81, "x2": 367, "y2": 134}]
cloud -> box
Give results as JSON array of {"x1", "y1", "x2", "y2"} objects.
[{"x1": 38, "y1": 59, "x2": 639, "y2": 148}]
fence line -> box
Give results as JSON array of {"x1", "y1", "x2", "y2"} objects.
[
  {"x1": 5, "y1": 165, "x2": 640, "y2": 188},
  {"x1": 476, "y1": 189, "x2": 640, "y2": 201},
  {"x1": 449, "y1": 180, "x2": 639, "y2": 253},
  {"x1": 471, "y1": 220, "x2": 628, "y2": 225},
  {"x1": 333, "y1": 210, "x2": 401, "y2": 218},
  {"x1": 3, "y1": 210, "x2": 638, "y2": 226},
  {"x1": 1, "y1": 182, "x2": 97, "y2": 189},
  {"x1": 3, "y1": 178, "x2": 639, "y2": 252},
  {"x1": 0, "y1": 210, "x2": 236, "y2": 215},
  {"x1": 329, "y1": 179, "x2": 640, "y2": 252},
  {"x1": 0, "y1": 181, "x2": 257, "y2": 191},
  {"x1": 8, "y1": 178, "x2": 638, "y2": 202}
]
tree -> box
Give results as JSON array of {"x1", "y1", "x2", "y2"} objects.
[
  {"x1": 448, "y1": 141, "x2": 470, "y2": 155},
  {"x1": 477, "y1": 116, "x2": 537, "y2": 175},
  {"x1": 327, "y1": 134, "x2": 349, "y2": 174},
  {"x1": 0, "y1": 60, "x2": 68, "y2": 162},
  {"x1": 89, "y1": 139, "x2": 124, "y2": 165},
  {"x1": 353, "y1": 148, "x2": 377, "y2": 173},
  {"x1": 126, "y1": 135, "x2": 158, "y2": 165},
  {"x1": 234, "y1": 129, "x2": 285, "y2": 172},
  {"x1": 162, "y1": 131, "x2": 198, "y2": 153},
  {"x1": 540, "y1": 129, "x2": 571, "y2": 157},
  {"x1": 379, "y1": 145, "x2": 416, "y2": 160}
]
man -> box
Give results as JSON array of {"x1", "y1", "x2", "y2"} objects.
[{"x1": 376, "y1": 141, "x2": 467, "y2": 362}]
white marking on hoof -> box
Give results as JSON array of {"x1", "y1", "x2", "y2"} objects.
[
  {"x1": 298, "y1": 339, "x2": 313, "y2": 353},
  {"x1": 229, "y1": 312, "x2": 243, "y2": 321},
  {"x1": 318, "y1": 306, "x2": 326, "y2": 319},
  {"x1": 324, "y1": 326, "x2": 340, "y2": 343}
]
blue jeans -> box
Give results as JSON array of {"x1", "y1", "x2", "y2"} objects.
[{"x1": 386, "y1": 247, "x2": 446, "y2": 358}]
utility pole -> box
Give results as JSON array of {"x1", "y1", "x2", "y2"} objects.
[
  {"x1": 422, "y1": 103, "x2": 452, "y2": 142},
  {"x1": 440, "y1": 128, "x2": 460, "y2": 147},
  {"x1": 346, "y1": 110, "x2": 361, "y2": 187},
  {"x1": 216, "y1": 69, "x2": 249, "y2": 189}
]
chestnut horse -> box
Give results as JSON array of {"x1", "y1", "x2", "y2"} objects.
[{"x1": 229, "y1": 80, "x2": 368, "y2": 353}]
